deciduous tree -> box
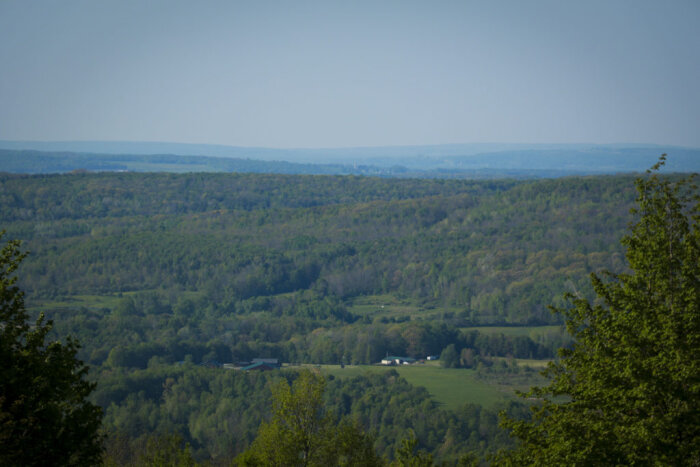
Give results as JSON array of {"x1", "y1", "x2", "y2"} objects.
[
  {"x1": 499, "y1": 157, "x2": 700, "y2": 465},
  {"x1": 236, "y1": 370, "x2": 382, "y2": 466}
]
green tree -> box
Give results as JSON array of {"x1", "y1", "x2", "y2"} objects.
[
  {"x1": 0, "y1": 233, "x2": 103, "y2": 466},
  {"x1": 102, "y1": 432, "x2": 198, "y2": 467},
  {"x1": 236, "y1": 370, "x2": 382, "y2": 466},
  {"x1": 390, "y1": 431, "x2": 434, "y2": 467},
  {"x1": 499, "y1": 157, "x2": 700, "y2": 465},
  {"x1": 136, "y1": 433, "x2": 197, "y2": 467},
  {"x1": 440, "y1": 344, "x2": 459, "y2": 368}
]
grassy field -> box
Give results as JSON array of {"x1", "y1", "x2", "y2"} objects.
[
  {"x1": 313, "y1": 362, "x2": 539, "y2": 410},
  {"x1": 347, "y1": 297, "x2": 567, "y2": 341},
  {"x1": 26, "y1": 294, "x2": 128, "y2": 313},
  {"x1": 347, "y1": 294, "x2": 458, "y2": 322},
  {"x1": 26, "y1": 290, "x2": 203, "y2": 314},
  {"x1": 505, "y1": 357, "x2": 552, "y2": 369},
  {"x1": 460, "y1": 325, "x2": 564, "y2": 337}
]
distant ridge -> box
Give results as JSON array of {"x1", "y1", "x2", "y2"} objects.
[{"x1": 0, "y1": 141, "x2": 698, "y2": 177}]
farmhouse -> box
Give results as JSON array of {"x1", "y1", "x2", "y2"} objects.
[
  {"x1": 240, "y1": 361, "x2": 279, "y2": 371},
  {"x1": 252, "y1": 358, "x2": 279, "y2": 365},
  {"x1": 380, "y1": 356, "x2": 416, "y2": 365},
  {"x1": 225, "y1": 358, "x2": 281, "y2": 371}
]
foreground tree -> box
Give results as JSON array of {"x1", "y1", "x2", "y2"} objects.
[
  {"x1": 236, "y1": 370, "x2": 383, "y2": 466},
  {"x1": 390, "y1": 431, "x2": 434, "y2": 467},
  {"x1": 0, "y1": 233, "x2": 103, "y2": 466},
  {"x1": 499, "y1": 157, "x2": 699, "y2": 465},
  {"x1": 102, "y1": 432, "x2": 197, "y2": 466}
]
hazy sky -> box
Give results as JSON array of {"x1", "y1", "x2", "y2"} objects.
[{"x1": 1, "y1": 0, "x2": 699, "y2": 148}]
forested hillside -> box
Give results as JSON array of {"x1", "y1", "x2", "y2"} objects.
[
  {"x1": 0, "y1": 171, "x2": 640, "y2": 462},
  {"x1": 2, "y1": 172, "x2": 632, "y2": 321}
]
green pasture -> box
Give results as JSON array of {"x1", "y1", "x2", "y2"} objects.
[
  {"x1": 316, "y1": 363, "x2": 531, "y2": 409},
  {"x1": 26, "y1": 290, "x2": 203, "y2": 314},
  {"x1": 347, "y1": 294, "x2": 454, "y2": 321},
  {"x1": 508, "y1": 357, "x2": 552, "y2": 369},
  {"x1": 27, "y1": 294, "x2": 127, "y2": 313},
  {"x1": 461, "y1": 325, "x2": 565, "y2": 337},
  {"x1": 460, "y1": 325, "x2": 563, "y2": 336}
]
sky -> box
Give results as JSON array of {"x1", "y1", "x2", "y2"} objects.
[{"x1": 1, "y1": 0, "x2": 699, "y2": 149}]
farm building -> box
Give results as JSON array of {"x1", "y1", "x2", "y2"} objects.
[
  {"x1": 240, "y1": 361, "x2": 280, "y2": 371},
  {"x1": 251, "y1": 358, "x2": 279, "y2": 365},
  {"x1": 380, "y1": 356, "x2": 416, "y2": 365},
  {"x1": 226, "y1": 358, "x2": 281, "y2": 371}
]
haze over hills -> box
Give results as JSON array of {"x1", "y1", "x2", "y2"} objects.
[{"x1": 1, "y1": 141, "x2": 698, "y2": 177}]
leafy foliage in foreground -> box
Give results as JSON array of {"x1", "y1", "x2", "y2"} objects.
[
  {"x1": 0, "y1": 233, "x2": 103, "y2": 466},
  {"x1": 236, "y1": 371, "x2": 383, "y2": 466},
  {"x1": 499, "y1": 158, "x2": 700, "y2": 465}
]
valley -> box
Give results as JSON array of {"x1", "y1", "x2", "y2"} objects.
[{"x1": 0, "y1": 170, "x2": 650, "y2": 462}]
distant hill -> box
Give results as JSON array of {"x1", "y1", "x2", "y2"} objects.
[
  {"x1": 0, "y1": 149, "x2": 360, "y2": 176},
  {"x1": 0, "y1": 141, "x2": 697, "y2": 177}
]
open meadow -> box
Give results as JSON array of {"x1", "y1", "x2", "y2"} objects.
[{"x1": 314, "y1": 361, "x2": 546, "y2": 410}]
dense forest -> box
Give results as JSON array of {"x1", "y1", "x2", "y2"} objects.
[
  {"x1": 2, "y1": 171, "x2": 632, "y2": 319},
  {"x1": 0, "y1": 170, "x2": 642, "y2": 462}
]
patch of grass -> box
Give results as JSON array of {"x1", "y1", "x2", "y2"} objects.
[
  {"x1": 460, "y1": 325, "x2": 564, "y2": 337},
  {"x1": 26, "y1": 290, "x2": 203, "y2": 314},
  {"x1": 511, "y1": 358, "x2": 552, "y2": 369},
  {"x1": 319, "y1": 363, "x2": 519, "y2": 409},
  {"x1": 347, "y1": 295, "x2": 450, "y2": 322},
  {"x1": 350, "y1": 294, "x2": 405, "y2": 307},
  {"x1": 27, "y1": 294, "x2": 127, "y2": 312}
]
